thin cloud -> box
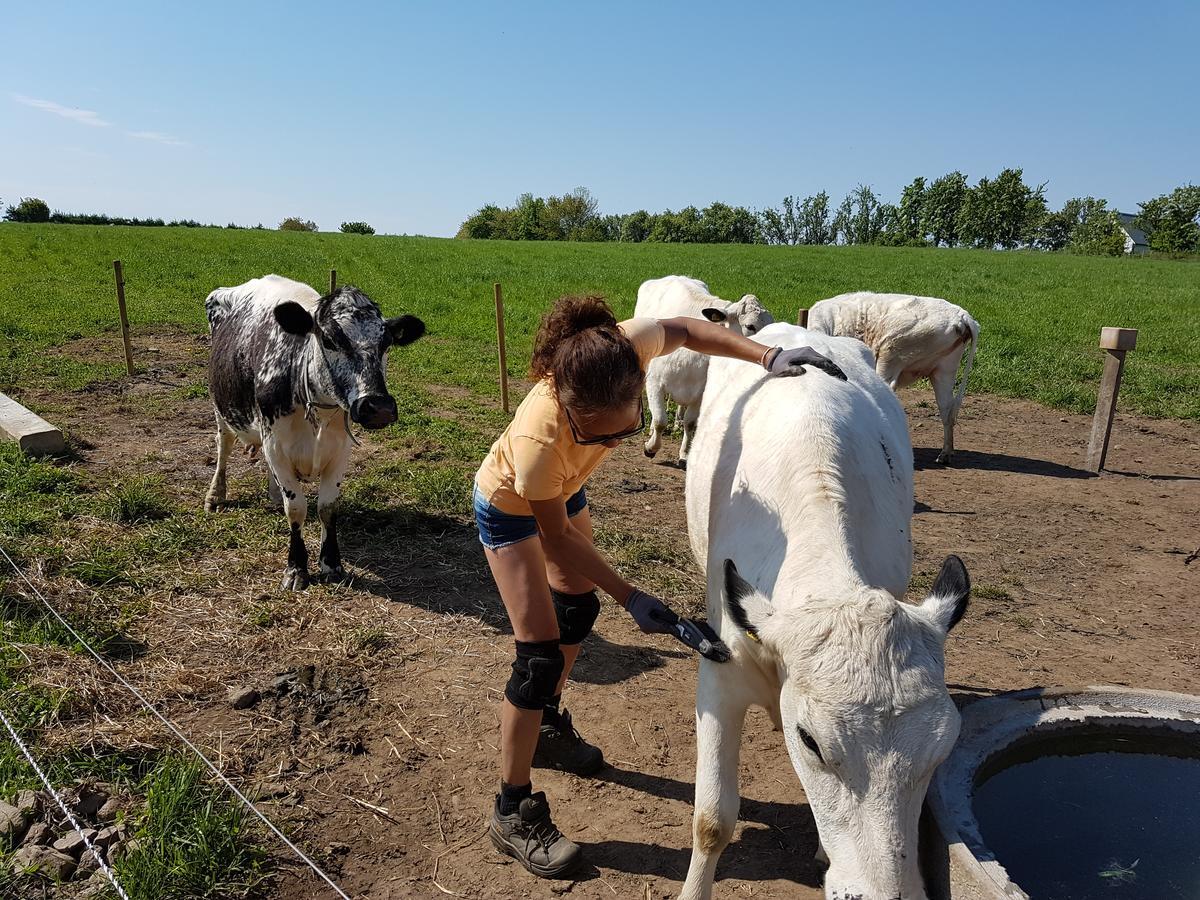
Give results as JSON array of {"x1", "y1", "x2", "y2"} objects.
[
  {"x1": 12, "y1": 93, "x2": 111, "y2": 127},
  {"x1": 127, "y1": 130, "x2": 189, "y2": 147}
]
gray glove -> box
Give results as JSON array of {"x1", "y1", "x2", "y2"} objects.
[
  {"x1": 624, "y1": 589, "x2": 676, "y2": 634},
  {"x1": 763, "y1": 346, "x2": 847, "y2": 380}
]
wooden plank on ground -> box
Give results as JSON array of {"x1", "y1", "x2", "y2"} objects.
[{"x1": 0, "y1": 392, "x2": 66, "y2": 455}]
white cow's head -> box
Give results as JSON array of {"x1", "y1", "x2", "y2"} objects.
[
  {"x1": 724, "y1": 556, "x2": 970, "y2": 900},
  {"x1": 701, "y1": 294, "x2": 774, "y2": 336},
  {"x1": 274, "y1": 287, "x2": 424, "y2": 429}
]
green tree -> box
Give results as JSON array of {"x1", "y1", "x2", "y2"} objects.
[
  {"x1": 1135, "y1": 185, "x2": 1200, "y2": 253},
  {"x1": 958, "y1": 169, "x2": 1045, "y2": 250},
  {"x1": 4, "y1": 197, "x2": 51, "y2": 223},
  {"x1": 278, "y1": 216, "x2": 317, "y2": 232},
  {"x1": 920, "y1": 172, "x2": 968, "y2": 247},
  {"x1": 799, "y1": 192, "x2": 834, "y2": 245},
  {"x1": 621, "y1": 210, "x2": 652, "y2": 242},
  {"x1": 1065, "y1": 198, "x2": 1126, "y2": 256},
  {"x1": 340, "y1": 221, "x2": 375, "y2": 235},
  {"x1": 759, "y1": 196, "x2": 802, "y2": 245},
  {"x1": 700, "y1": 202, "x2": 759, "y2": 243},
  {"x1": 896, "y1": 177, "x2": 928, "y2": 244},
  {"x1": 511, "y1": 193, "x2": 548, "y2": 240},
  {"x1": 542, "y1": 187, "x2": 599, "y2": 240},
  {"x1": 834, "y1": 184, "x2": 886, "y2": 245},
  {"x1": 1038, "y1": 198, "x2": 1084, "y2": 251}
]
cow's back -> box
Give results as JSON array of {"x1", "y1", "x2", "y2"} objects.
[
  {"x1": 634, "y1": 275, "x2": 724, "y2": 319},
  {"x1": 809, "y1": 292, "x2": 974, "y2": 367},
  {"x1": 207, "y1": 275, "x2": 321, "y2": 432},
  {"x1": 685, "y1": 323, "x2": 912, "y2": 612}
]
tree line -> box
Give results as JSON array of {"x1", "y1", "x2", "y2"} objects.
[
  {"x1": 2, "y1": 198, "x2": 377, "y2": 235},
  {"x1": 457, "y1": 177, "x2": 1200, "y2": 256}
]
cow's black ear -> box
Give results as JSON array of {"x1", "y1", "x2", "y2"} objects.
[
  {"x1": 702, "y1": 307, "x2": 728, "y2": 323},
  {"x1": 921, "y1": 555, "x2": 971, "y2": 633},
  {"x1": 274, "y1": 302, "x2": 314, "y2": 336},
  {"x1": 386, "y1": 315, "x2": 425, "y2": 346},
  {"x1": 724, "y1": 559, "x2": 771, "y2": 643}
]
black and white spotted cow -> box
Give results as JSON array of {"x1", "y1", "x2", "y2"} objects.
[{"x1": 204, "y1": 274, "x2": 424, "y2": 590}]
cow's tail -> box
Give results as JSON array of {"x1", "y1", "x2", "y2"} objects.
[
  {"x1": 951, "y1": 313, "x2": 979, "y2": 419},
  {"x1": 205, "y1": 288, "x2": 234, "y2": 333}
]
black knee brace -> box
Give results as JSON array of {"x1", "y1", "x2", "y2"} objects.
[
  {"x1": 505, "y1": 640, "x2": 564, "y2": 711},
  {"x1": 552, "y1": 589, "x2": 601, "y2": 645}
]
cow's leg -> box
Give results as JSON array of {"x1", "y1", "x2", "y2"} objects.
[
  {"x1": 204, "y1": 416, "x2": 237, "y2": 512},
  {"x1": 680, "y1": 665, "x2": 750, "y2": 900},
  {"x1": 677, "y1": 399, "x2": 702, "y2": 468},
  {"x1": 930, "y1": 358, "x2": 959, "y2": 464},
  {"x1": 267, "y1": 470, "x2": 284, "y2": 510},
  {"x1": 644, "y1": 372, "x2": 667, "y2": 459},
  {"x1": 317, "y1": 453, "x2": 350, "y2": 583},
  {"x1": 262, "y1": 444, "x2": 310, "y2": 591}
]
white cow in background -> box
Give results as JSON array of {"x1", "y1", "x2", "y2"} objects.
[
  {"x1": 634, "y1": 275, "x2": 774, "y2": 466},
  {"x1": 805, "y1": 292, "x2": 979, "y2": 463},
  {"x1": 682, "y1": 323, "x2": 971, "y2": 900}
]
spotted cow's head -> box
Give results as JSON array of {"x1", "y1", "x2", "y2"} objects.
[
  {"x1": 723, "y1": 556, "x2": 971, "y2": 900},
  {"x1": 701, "y1": 294, "x2": 774, "y2": 336},
  {"x1": 274, "y1": 287, "x2": 424, "y2": 429}
]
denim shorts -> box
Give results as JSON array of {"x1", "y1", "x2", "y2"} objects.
[{"x1": 474, "y1": 484, "x2": 588, "y2": 550}]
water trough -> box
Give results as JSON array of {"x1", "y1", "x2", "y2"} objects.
[{"x1": 922, "y1": 685, "x2": 1200, "y2": 899}]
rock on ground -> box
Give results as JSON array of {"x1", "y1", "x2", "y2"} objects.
[{"x1": 11, "y1": 845, "x2": 78, "y2": 881}]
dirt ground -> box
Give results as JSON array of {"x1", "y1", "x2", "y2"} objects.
[{"x1": 12, "y1": 329, "x2": 1200, "y2": 899}]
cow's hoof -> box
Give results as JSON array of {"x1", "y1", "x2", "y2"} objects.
[
  {"x1": 204, "y1": 498, "x2": 219, "y2": 512},
  {"x1": 676, "y1": 458, "x2": 688, "y2": 471},
  {"x1": 281, "y1": 568, "x2": 310, "y2": 592},
  {"x1": 936, "y1": 451, "x2": 953, "y2": 465},
  {"x1": 643, "y1": 448, "x2": 658, "y2": 459},
  {"x1": 321, "y1": 565, "x2": 350, "y2": 585}
]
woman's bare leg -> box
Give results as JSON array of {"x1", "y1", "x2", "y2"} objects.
[
  {"x1": 484, "y1": 537, "x2": 559, "y2": 788},
  {"x1": 543, "y1": 506, "x2": 597, "y2": 692}
]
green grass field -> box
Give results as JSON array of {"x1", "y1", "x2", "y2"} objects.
[{"x1": 1, "y1": 223, "x2": 1198, "y2": 418}]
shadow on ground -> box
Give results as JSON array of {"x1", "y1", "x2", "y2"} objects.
[{"x1": 914, "y1": 447, "x2": 1094, "y2": 479}]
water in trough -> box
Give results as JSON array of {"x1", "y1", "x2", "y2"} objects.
[{"x1": 971, "y1": 730, "x2": 1200, "y2": 899}]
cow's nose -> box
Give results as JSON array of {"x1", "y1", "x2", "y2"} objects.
[{"x1": 350, "y1": 395, "x2": 398, "y2": 429}]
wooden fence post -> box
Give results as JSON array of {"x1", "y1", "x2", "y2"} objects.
[
  {"x1": 329, "y1": 269, "x2": 337, "y2": 294},
  {"x1": 494, "y1": 283, "x2": 510, "y2": 414},
  {"x1": 1086, "y1": 327, "x2": 1137, "y2": 473},
  {"x1": 113, "y1": 260, "x2": 135, "y2": 376},
  {"x1": 797, "y1": 308, "x2": 809, "y2": 327}
]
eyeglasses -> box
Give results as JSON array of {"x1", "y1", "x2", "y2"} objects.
[{"x1": 565, "y1": 397, "x2": 647, "y2": 446}]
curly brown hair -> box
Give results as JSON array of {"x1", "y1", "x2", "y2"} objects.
[{"x1": 530, "y1": 295, "x2": 644, "y2": 414}]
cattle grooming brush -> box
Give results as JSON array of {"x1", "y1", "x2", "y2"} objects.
[{"x1": 649, "y1": 609, "x2": 732, "y2": 663}]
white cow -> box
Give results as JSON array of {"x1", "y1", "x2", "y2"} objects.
[
  {"x1": 682, "y1": 323, "x2": 970, "y2": 900},
  {"x1": 805, "y1": 292, "x2": 979, "y2": 463},
  {"x1": 634, "y1": 275, "x2": 774, "y2": 466}
]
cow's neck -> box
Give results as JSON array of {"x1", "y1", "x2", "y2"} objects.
[{"x1": 299, "y1": 338, "x2": 340, "y2": 412}]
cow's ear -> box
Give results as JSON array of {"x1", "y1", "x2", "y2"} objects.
[
  {"x1": 702, "y1": 307, "x2": 728, "y2": 323},
  {"x1": 274, "y1": 302, "x2": 314, "y2": 336},
  {"x1": 386, "y1": 315, "x2": 425, "y2": 346},
  {"x1": 919, "y1": 555, "x2": 971, "y2": 633},
  {"x1": 724, "y1": 559, "x2": 772, "y2": 642}
]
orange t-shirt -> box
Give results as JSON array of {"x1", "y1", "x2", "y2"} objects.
[{"x1": 474, "y1": 318, "x2": 667, "y2": 515}]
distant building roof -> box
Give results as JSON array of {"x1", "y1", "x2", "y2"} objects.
[{"x1": 1117, "y1": 212, "x2": 1149, "y2": 247}]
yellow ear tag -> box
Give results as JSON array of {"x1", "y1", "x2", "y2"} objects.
[{"x1": 746, "y1": 631, "x2": 761, "y2": 643}]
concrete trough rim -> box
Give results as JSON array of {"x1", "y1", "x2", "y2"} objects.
[{"x1": 926, "y1": 684, "x2": 1200, "y2": 900}]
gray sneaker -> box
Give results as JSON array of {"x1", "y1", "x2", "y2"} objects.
[{"x1": 488, "y1": 791, "x2": 582, "y2": 878}]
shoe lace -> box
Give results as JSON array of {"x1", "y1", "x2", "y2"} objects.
[
  {"x1": 526, "y1": 811, "x2": 565, "y2": 852},
  {"x1": 550, "y1": 709, "x2": 583, "y2": 743}
]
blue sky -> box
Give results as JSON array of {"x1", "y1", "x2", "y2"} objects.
[{"x1": 2, "y1": 1, "x2": 1196, "y2": 237}]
